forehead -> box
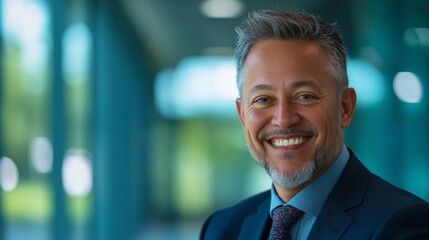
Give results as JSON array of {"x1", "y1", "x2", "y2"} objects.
[
  {"x1": 244, "y1": 40, "x2": 327, "y2": 70},
  {"x1": 241, "y1": 40, "x2": 334, "y2": 94}
]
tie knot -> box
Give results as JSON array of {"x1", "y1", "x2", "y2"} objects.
[{"x1": 269, "y1": 205, "x2": 305, "y2": 240}]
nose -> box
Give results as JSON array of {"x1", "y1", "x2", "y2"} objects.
[{"x1": 271, "y1": 100, "x2": 301, "y2": 128}]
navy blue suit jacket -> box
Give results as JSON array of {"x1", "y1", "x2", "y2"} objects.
[{"x1": 200, "y1": 150, "x2": 429, "y2": 239}]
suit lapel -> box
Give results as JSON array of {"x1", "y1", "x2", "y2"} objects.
[
  {"x1": 308, "y1": 150, "x2": 372, "y2": 239},
  {"x1": 308, "y1": 195, "x2": 355, "y2": 239},
  {"x1": 238, "y1": 196, "x2": 271, "y2": 240}
]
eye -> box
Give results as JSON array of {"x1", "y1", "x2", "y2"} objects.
[
  {"x1": 251, "y1": 96, "x2": 274, "y2": 108},
  {"x1": 254, "y1": 97, "x2": 270, "y2": 103},
  {"x1": 297, "y1": 94, "x2": 316, "y2": 101}
]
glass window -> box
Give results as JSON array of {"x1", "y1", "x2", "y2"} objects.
[{"x1": 1, "y1": 0, "x2": 52, "y2": 239}]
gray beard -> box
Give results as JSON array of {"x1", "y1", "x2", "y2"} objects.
[
  {"x1": 247, "y1": 133, "x2": 341, "y2": 189},
  {"x1": 266, "y1": 154, "x2": 316, "y2": 189}
]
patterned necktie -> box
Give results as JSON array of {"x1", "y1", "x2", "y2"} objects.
[{"x1": 268, "y1": 205, "x2": 305, "y2": 240}]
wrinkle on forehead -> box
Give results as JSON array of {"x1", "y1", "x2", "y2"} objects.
[{"x1": 244, "y1": 40, "x2": 326, "y2": 68}]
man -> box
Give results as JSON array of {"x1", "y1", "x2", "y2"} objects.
[{"x1": 200, "y1": 9, "x2": 429, "y2": 240}]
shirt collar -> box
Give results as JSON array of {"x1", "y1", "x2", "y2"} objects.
[{"x1": 270, "y1": 146, "x2": 349, "y2": 217}]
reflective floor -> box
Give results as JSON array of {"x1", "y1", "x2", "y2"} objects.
[{"x1": 4, "y1": 220, "x2": 202, "y2": 240}]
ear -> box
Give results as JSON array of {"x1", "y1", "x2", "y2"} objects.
[
  {"x1": 340, "y1": 88, "x2": 357, "y2": 128},
  {"x1": 236, "y1": 98, "x2": 246, "y2": 128}
]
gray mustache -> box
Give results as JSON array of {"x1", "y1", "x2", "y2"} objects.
[{"x1": 258, "y1": 127, "x2": 317, "y2": 143}]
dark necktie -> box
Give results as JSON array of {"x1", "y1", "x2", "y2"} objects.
[{"x1": 268, "y1": 205, "x2": 305, "y2": 240}]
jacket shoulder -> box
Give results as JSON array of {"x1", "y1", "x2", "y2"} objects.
[
  {"x1": 216, "y1": 190, "x2": 270, "y2": 216},
  {"x1": 339, "y1": 149, "x2": 425, "y2": 209},
  {"x1": 200, "y1": 190, "x2": 270, "y2": 240},
  {"x1": 372, "y1": 201, "x2": 429, "y2": 239},
  {"x1": 330, "y1": 150, "x2": 429, "y2": 238}
]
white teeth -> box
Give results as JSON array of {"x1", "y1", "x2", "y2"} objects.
[{"x1": 272, "y1": 137, "x2": 306, "y2": 147}]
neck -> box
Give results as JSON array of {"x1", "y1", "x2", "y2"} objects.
[{"x1": 273, "y1": 181, "x2": 309, "y2": 203}]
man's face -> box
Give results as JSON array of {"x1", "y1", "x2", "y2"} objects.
[{"x1": 236, "y1": 40, "x2": 355, "y2": 189}]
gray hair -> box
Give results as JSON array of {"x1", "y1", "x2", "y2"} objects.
[{"x1": 234, "y1": 9, "x2": 348, "y2": 97}]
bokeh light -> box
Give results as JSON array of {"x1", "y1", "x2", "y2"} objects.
[
  {"x1": 200, "y1": 0, "x2": 244, "y2": 18},
  {"x1": 347, "y1": 59, "x2": 385, "y2": 107},
  {"x1": 30, "y1": 137, "x2": 53, "y2": 174},
  {"x1": 63, "y1": 22, "x2": 92, "y2": 85},
  {"x1": 0, "y1": 157, "x2": 19, "y2": 191},
  {"x1": 393, "y1": 72, "x2": 423, "y2": 103},
  {"x1": 155, "y1": 56, "x2": 238, "y2": 119},
  {"x1": 62, "y1": 150, "x2": 93, "y2": 197}
]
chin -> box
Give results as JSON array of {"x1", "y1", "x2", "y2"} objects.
[{"x1": 265, "y1": 159, "x2": 317, "y2": 189}]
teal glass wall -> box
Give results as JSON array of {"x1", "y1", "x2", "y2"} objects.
[{"x1": 0, "y1": 0, "x2": 428, "y2": 240}]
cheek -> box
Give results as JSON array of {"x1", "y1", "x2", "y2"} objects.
[
  {"x1": 316, "y1": 106, "x2": 342, "y2": 139},
  {"x1": 303, "y1": 105, "x2": 340, "y2": 133},
  {"x1": 246, "y1": 110, "x2": 270, "y2": 138}
]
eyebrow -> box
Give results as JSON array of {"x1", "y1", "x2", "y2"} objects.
[
  {"x1": 248, "y1": 84, "x2": 275, "y2": 97},
  {"x1": 291, "y1": 80, "x2": 322, "y2": 92}
]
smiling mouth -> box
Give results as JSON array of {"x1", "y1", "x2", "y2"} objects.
[{"x1": 271, "y1": 136, "x2": 310, "y2": 147}]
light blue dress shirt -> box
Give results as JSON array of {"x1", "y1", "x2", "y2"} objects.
[{"x1": 270, "y1": 146, "x2": 349, "y2": 239}]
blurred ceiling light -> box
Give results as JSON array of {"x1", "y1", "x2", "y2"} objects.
[
  {"x1": 200, "y1": 0, "x2": 244, "y2": 18},
  {"x1": 404, "y1": 28, "x2": 429, "y2": 47},
  {"x1": 393, "y1": 72, "x2": 423, "y2": 104},
  {"x1": 347, "y1": 59, "x2": 385, "y2": 107},
  {"x1": 155, "y1": 56, "x2": 238, "y2": 119},
  {"x1": 63, "y1": 22, "x2": 92, "y2": 85},
  {"x1": 2, "y1": 0, "x2": 50, "y2": 80},
  {"x1": 0, "y1": 157, "x2": 19, "y2": 191},
  {"x1": 62, "y1": 150, "x2": 93, "y2": 197},
  {"x1": 30, "y1": 137, "x2": 53, "y2": 173}
]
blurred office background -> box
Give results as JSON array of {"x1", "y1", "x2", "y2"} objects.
[{"x1": 0, "y1": 0, "x2": 428, "y2": 239}]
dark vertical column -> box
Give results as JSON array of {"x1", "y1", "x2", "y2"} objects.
[
  {"x1": 371, "y1": 0, "x2": 406, "y2": 185},
  {"x1": 399, "y1": 0, "x2": 429, "y2": 200},
  {"x1": 87, "y1": 0, "x2": 97, "y2": 239},
  {"x1": 50, "y1": 0, "x2": 69, "y2": 239},
  {"x1": 91, "y1": 0, "x2": 153, "y2": 239}
]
